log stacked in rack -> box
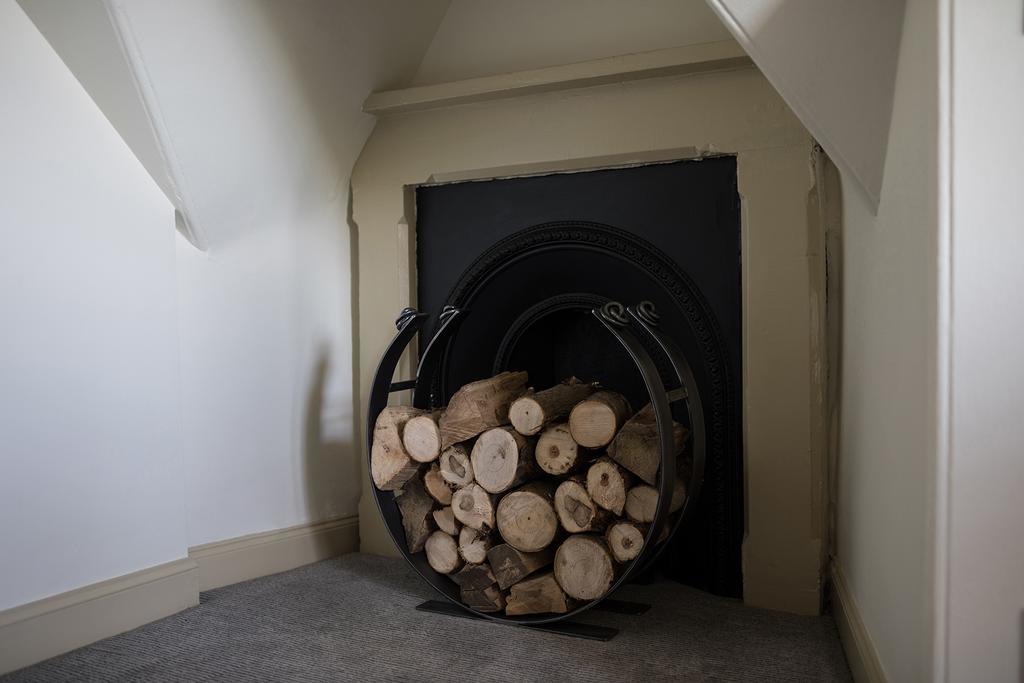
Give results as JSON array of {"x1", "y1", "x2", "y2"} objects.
[{"x1": 371, "y1": 371, "x2": 689, "y2": 616}]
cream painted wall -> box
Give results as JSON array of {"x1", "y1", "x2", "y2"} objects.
[
  {"x1": 412, "y1": 0, "x2": 731, "y2": 84},
  {"x1": 352, "y1": 65, "x2": 828, "y2": 615},
  {"x1": 946, "y1": 0, "x2": 1024, "y2": 679},
  {"x1": 0, "y1": 0, "x2": 185, "y2": 609},
  {"x1": 834, "y1": 0, "x2": 939, "y2": 679},
  {"x1": 110, "y1": 0, "x2": 448, "y2": 547}
]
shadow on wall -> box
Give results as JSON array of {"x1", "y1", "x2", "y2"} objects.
[{"x1": 302, "y1": 349, "x2": 362, "y2": 533}]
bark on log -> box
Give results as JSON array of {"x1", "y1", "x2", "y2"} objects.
[
  {"x1": 424, "y1": 530, "x2": 462, "y2": 574},
  {"x1": 607, "y1": 401, "x2": 687, "y2": 485},
  {"x1": 508, "y1": 378, "x2": 596, "y2": 436},
  {"x1": 605, "y1": 521, "x2": 645, "y2": 563},
  {"x1": 451, "y1": 483, "x2": 495, "y2": 531},
  {"x1": 470, "y1": 426, "x2": 536, "y2": 494},
  {"x1": 432, "y1": 506, "x2": 460, "y2": 536},
  {"x1": 460, "y1": 585, "x2": 506, "y2": 613},
  {"x1": 535, "y1": 423, "x2": 582, "y2": 476},
  {"x1": 395, "y1": 475, "x2": 434, "y2": 553},
  {"x1": 458, "y1": 527, "x2": 492, "y2": 564},
  {"x1": 568, "y1": 390, "x2": 631, "y2": 448},
  {"x1": 586, "y1": 456, "x2": 632, "y2": 516},
  {"x1": 495, "y1": 481, "x2": 559, "y2": 553},
  {"x1": 439, "y1": 371, "x2": 528, "y2": 449},
  {"x1": 554, "y1": 535, "x2": 615, "y2": 600},
  {"x1": 486, "y1": 543, "x2": 554, "y2": 590},
  {"x1": 505, "y1": 571, "x2": 571, "y2": 616},
  {"x1": 554, "y1": 478, "x2": 607, "y2": 533},
  {"x1": 451, "y1": 562, "x2": 498, "y2": 591},
  {"x1": 402, "y1": 412, "x2": 443, "y2": 463},
  {"x1": 438, "y1": 443, "x2": 474, "y2": 487},
  {"x1": 423, "y1": 463, "x2": 453, "y2": 505},
  {"x1": 371, "y1": 406, "x2": 426, "y2": 491}
]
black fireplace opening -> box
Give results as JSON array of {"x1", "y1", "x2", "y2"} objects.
[{"x1": 414, "y1": 158, "x2": 743, "y2": 598}]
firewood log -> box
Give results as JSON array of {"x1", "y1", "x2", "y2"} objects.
[
  {"x1": 486, "y1": 544, "x2": 554, "y2": 590},
  {"x1": 623, "y1": 477, "x2": 687, "y2": 525},
  {"x1": 495, "y1": 481, "x2": 559, "y2": 553},
  {"x1": 439, "y1": 371, "x2": 528, "y2": 449},
  {"x1": 424, "y1": 530, "x2": 462, "y2": 574},
  {"x1": 607, "y1": 401, "x2": 687, "y2": 485},
  {"x1": 451, "y1": 483, "x2": 495, "y2": 531},
  {"x1": 451, "y1": 562, "x2": 498, "y2": 591},
  {"x1": 432, "y1": 506, "x2": 460, "y2": 536},
  {"x1": 458, "y1": 527, "x2": 492, "y2": 564},
  {"x1": 568, "y1": 390, "x2": 631, "y2": 448},
  {"x1": 394, "y1": 475, "x2": 434, "y2": 553},
  {"x1": 505, "y1": 571, "x2": 571, "y2": 616},
  {"x1": 402, "y1": 411, "x2": 443, "y2": 462},
  {"x1": 554, "y1": 478, "x2": 608, "y2": 533},
  {"x1": 470, "y1": 426, "x2": 536, "y2": 494},
  {"x1": 535, "y1": 423, "x2": 582, "y2": 476},
  {"x1": 438, "y1": 443, "x2": 474, "y2": 487},
  {"x1": 586, "y1": 456, "x2": 632, "y2": 515},
  {"x1": 460, "y1": 584, "x2": 505, "y2": 613},
  {"x1": 423, "y1": 463, "x2": 453, "y2": 505},
  {"x1": 370, "y1": 406, "x2": 426, "y2": 491},
  {"x1": 508, "y1": 378, "x2": 597, "y2": 436},
  {"x1": 605, "y1": 521, "x2": 645, "y2": 562},
  {"x1": 554, "y1": 535, "x2": 615, "y2": 600}
]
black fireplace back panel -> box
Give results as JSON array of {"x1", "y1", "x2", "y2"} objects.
[{"x1": 415, "y1": 157, "x2": 742, "y2": 597}]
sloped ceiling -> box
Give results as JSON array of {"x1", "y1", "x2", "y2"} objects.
[
  {"x1": 18, "y1": 0, "x2": 450, "y2": 249},
  {"x1": 705, "y1": 0, "x2": 905, "y2": 210}
]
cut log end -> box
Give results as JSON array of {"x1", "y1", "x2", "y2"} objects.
[
  {"x1": 425, "y1": 530, "x2": 462, "y2": 574},
  {"x1": 535, "y1": 423, "x2": 580, "y2": 476},
  {"x1": 568, "y1": 390, "x2": 631, "y2": 448},
  {"x1": 605, "y1": 521, "x2": 645, "y2": 562},
  {"x1": 554, "y1": 479, "x2": 601, "y2": 533},
  {"x1": 438, "y1": 443, "x2": 474, "y2": 487},
  {"x1": 624, "y1": 484, "x2": 659, "y2": 524},
  {"x1": 586, "y1": 457, "x2": 630, "y2": 516},
  {"x1": 496, "y1": 482, "x2": 558, "y2": 553},
  {"x1": 554, "y1": 535, "x2": 615, "y2": 600},
  {"x1": 402, "y1": 413, "x2": 442, "y2": 463},
  {"x1": 451, "y1": 483, "x2": 495, "y2": 532},
  {"x1": 471, "y1": 426, "x2": 535, "y2": 494},
  {"x1": 458, "y1": 527, "x2": 492, "y2": 564},
  {"x1": 432, "y1": 506, "x2": 460, "y2": 536}
]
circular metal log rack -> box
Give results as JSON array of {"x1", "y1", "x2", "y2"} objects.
[{"x1": 366, "y1": 299, "x2": 706, "y2": 629}]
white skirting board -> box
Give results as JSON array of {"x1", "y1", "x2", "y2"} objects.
[
  {"x1": 0, "y1": 558, "x2": 199, "y2": 676},
  {"x1": 831, "y1": 562, "x2": 888, "y2": 682},
  {"x1": 188, "y1": 514, "x2": 359, "y2": 591},
  {"x1": 0, "y1": 514, "x2": 359, "y2": 675}
]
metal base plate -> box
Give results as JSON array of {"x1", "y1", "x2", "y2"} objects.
[
  {"x1": 592, "y1": 598, "x2": 651, "y2": 615},
  {"x1": 415, "y1": 600, "x2": 619, "y2": 641}
]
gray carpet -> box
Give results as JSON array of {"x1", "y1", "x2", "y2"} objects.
[{"x1": 4, "y1": 553, "x2": 851, "y2": 682}]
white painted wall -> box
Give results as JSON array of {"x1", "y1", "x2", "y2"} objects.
[
  {"x1": 834, "y1": 0, "x2": 939, "y2": 679},
  {"x1": 947, "y1": 0, "x2": 1024, "y2": 679},
  {"x1": 0, "y1": 0, "x2": 185, "y2": 609},
  {"x1": 112, "y1": 0, "x2": 447, "y2": 547},
  {"x1": 705, "y1": 0, "x2": 904, "y2": 210},
  {"x1": 413, "y1": 0, "x2": 731, "y2": 84}
]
